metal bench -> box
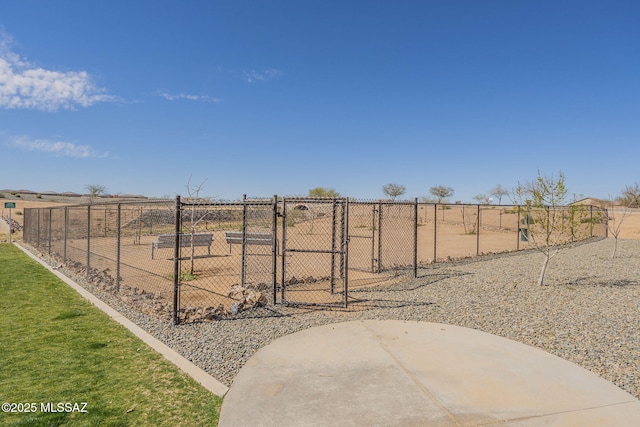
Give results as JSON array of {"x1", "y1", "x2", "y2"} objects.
[
  {"x1": 224, "y1": 231, "x2": 274, "y2": 254},
  {"x1": 151, "y1": 233, "x2": 213, "y2": 259}
]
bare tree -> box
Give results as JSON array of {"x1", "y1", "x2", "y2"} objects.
[
  {"x1": 429, "y1": 185, "x2": 454, "y2": 203},
  {"x1": 621, "y1": 183, "x2": 640, "y2": 208},
  {"x1": 184, "y1": 176, "x2": 212, "y2": 276},
  {"x1": 512, "y1": 171, "x2": 589, "y2": 286},
  {"x1": 604, "y1": 196, "x2": 629, "y2": 259},
  {"x1": 382, "y1": 183, "x2": 406, "y2": 201},
  {"x1": 85, "y1": 184, "x2": 107, "y2": 203},
  {"x1": 461, "y1": 205, "x2": 478, "y2": 234},
  {"x1": 490, "y1": 184, "x2": 509, "y2": 204}
]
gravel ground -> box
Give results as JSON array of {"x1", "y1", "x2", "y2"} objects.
[{"x1": 25, "y1": 237, "x2": 640, "y2": 399}]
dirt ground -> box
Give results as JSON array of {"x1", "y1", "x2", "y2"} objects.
[{"x1": 611, "y1": 209, "x2": 640, "y2": 238}]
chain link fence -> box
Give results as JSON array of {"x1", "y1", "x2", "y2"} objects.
[
  {"x1": 172, "y1": 198, "x2": 278, "y2": 320},
  {"x1": 23, "y1": 197, "x2": 607, "y2": 323}
]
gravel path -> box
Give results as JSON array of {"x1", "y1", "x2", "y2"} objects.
[{"x1": 32, "y1": 237, "x2": 640, "y2": 399}]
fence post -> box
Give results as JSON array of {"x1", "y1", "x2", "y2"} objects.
[
  {"x1": 590, "y1": 205, "x2": 594, "y2": 237},
  {"x1": 517, "y1": 206, "x2": 521, "y2": 251},
  {"x1": 173, "y1": 196, "x2": 181, "y2": 325},
  {"x1": 340, "y1": 199, "x2": 345, "y2": 282},
  {"x1": 48, "y1": 208, "x2": 52, "y2": 255},
  {"x1": 343, "y1": 197, "x2": 349, "y2": 308},
  {"x1": 280, "y1": 197, "x2": 287, "y2": 303},
  {"x1": 330, "y1": 198, "x2": 337, "y2": 294},
  {"x1": 63, "y1": 207, "x2": 68, "y2": 261},
  {"x1": 116, "y1": 203, "x2": 121, "y2": 293},
  {"x1": 371, "y1": 204, "x2": 376, "y2": 273},
  {"x1": 476, "y1": 204, "x2": 480, "y2": 256},
  {"x1": 86, "y1": 205, "x2": 91, "y2": 278},
  {"x1": 36, "y1": 209, "x2": 40, "y2": 248},
  {"x1": 241, "y1": 194, "x2": 247, "y2": 288},
  {"x1": 377, "y1": 201, "x2": 383, "y2": 273},
  {"x1": 413, "y1": 198, "x2": 418, "y2": 278},
  {"x1": 272, "y1": 195, "x2": 278, "y2": 305},
  {"x1": 433, "y1": 204, "x2": 437, "y2": 262}
]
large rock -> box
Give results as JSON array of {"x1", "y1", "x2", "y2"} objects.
[{"x1": 227, "y1": 283, "x2": 268, "y2": 315}]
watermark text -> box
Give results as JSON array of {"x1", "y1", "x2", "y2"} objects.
[{"x1": 2, "y1": 402, "x2": 88, "y2": 413}]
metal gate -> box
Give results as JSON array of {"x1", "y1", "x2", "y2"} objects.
[
  {"x1": 347, "y1": 202, "x2": 378, "y2": 273},
  {"x1": 279, "y1": 197, "x2": 348, "y2": 307}
]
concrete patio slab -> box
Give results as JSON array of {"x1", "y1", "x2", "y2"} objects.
[{"x1": 219, "y1": 320, "x2": 640, "y2": 426}]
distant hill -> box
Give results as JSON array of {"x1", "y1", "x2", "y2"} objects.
[{"x1": 0, "y1": 189, "x2": 149, "y2": 204}]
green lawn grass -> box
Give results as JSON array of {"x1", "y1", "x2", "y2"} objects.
[{"x1": 0, "y1": 244, "x2": 222, "y2": 426}]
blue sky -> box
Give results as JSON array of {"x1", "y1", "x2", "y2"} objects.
[{"x1": 1, "y1": 0, "x2": 639, "y2": 202}]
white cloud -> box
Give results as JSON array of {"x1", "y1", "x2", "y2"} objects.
[
  {"x1": 243, "y1": 68, "x2": 282, "y2": 83},
  {"x1": 10, "y1": 135, "x2": 109, "y2": 158},
  {"x1": 0, "y1": 32, "x2": 114, "y2": 111},
  {"x1": 156, "y1": 89, "x2": 220, "y2": 102}
]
